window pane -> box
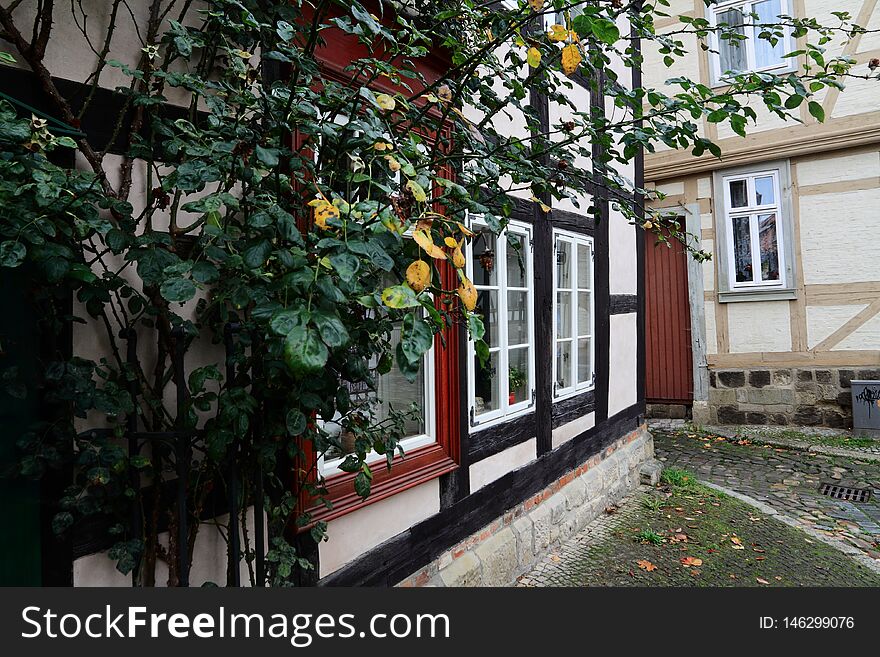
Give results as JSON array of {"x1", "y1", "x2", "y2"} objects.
[
  {"x1": 508, "y1": 347, "x2": 530, "y2": 405},
  {"x1": 732, "y1": 215, "x2": 754, "y2": 283},
  {"x1": 474, "y1": 350, "x2": 500, "y2": 416},
  {"x1": 718, "y1": 8, "x2": 747, "y2": 73},
  {"x1": 508, "y1": 290, "x2": 529, "y2": 346},
  {"x1": 477, "y1": 290, "x2": 500, "y2": 347},
  {"x1": 556, "y1": 240, "x2": 572, "y2": 288},
  {"x1": 577, "y1": 243, "x2": 591, "y2": 289},
  {"x1": 577, "y1": 292, "x2": 591, "y2": 337},
  {"x1": 754, "y1": 175, "x2": 774, "y2": 205},
  {"x1": 473, "y1": 229, "x2": 498, "y2": 286},
  {"x1": 556, "y1": 340, "x2": 572, "y2": 390},
  {"x1": 757, "y1": 213, "x2": 780, "y2": 282},
  {"x1": 577, "y1": 338, "x2": 592, "y2": 385},
  {"x1": 557, "y1": 291, "x2": 573, "y2": 338},
  {"x1": 729, "y1": 179, "x2": 748, "y2": 208},
  {"x1": 506, "y1": 233, "x2": 528, "y2": 288},
  {"x1": 753, "y1": 0, "x2": 785, "y2": 69}
]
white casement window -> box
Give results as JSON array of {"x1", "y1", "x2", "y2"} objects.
[
  {"x1": 320, "y1": 325, "x2": 436, "y2": 476},
  {"x1": 553, "y1": 230, "x2": 595, "y2": 398},
  {"x1": 467, "y1": 217, "x2": 535, "y2": 428},
  {"x1": 722, "y1": 170, "x2": 786, "y2": 289},
  {"x1": 709, "y1": 0, "x2": 793, "y2": 84}
]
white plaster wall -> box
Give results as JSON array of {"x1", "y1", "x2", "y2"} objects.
[
  {"x1": 701, "y1": 238, "x2": 715, "y2": 292},
  {"x1": 74, "y1": 507, "x2": 262, "y2": 586},
  {"x1": 609, "y1": 207, "x2": 637, "y2": 294},
  {"x1": 795, "y1": 150, "x2": 880, "y2": 187},
  {"x1": 799, "y1": 189, "x2": 880, "y2": 285},
  {"x1": 469, "y1": 437, "x2": 537, "y2": 492},
  {"x1": 806, "y1": 305, "x2": 868, "y2": 349},
  {"x1": 836, "y1": 312, "x2": 880, "y2": 351},
  {"x1": 727, "y1": 301, "x2": 791, "y2": 353},
  {"x1": 551, "y1": 412, "x2": 595, "y2": 449},
  {"x1": 608, "y1": 313, "x2": 637, "y2": 416},
  {"x1": 319, "y1": 479, "x2": 440, "y2": 578}
]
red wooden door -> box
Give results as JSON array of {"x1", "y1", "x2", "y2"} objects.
[{"x1": 645, "y1": 230, "x2": 693, "y2": 404}]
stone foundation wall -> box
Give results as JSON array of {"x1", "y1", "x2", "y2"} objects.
[
  {"x1": 396, "y1": 425, "x2": 654, "y2": 587},
  {"x1": 702, "y1": 367, "x2": 880, "y2": 429}
]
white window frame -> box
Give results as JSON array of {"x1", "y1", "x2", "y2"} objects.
[
  {"x1": 722, "y1": 169, "x2": 786, "y2": 290},
  {"x1": 708, "y1": 0, "x2": 795, "y2": 86},
  {"x1": 713, "y1": 159, "x2": 797, "y2": 303},
  {"x1": 466, "y1": 215, "x2": 536, "y2": 430},
  {"x1": 552, "y1": 229, "x2": 595, "y2": 400},
  {"x1": 319, "y1": 336, "x2": 436, "y2": 477}
]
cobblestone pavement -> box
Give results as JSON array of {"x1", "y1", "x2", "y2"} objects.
[
  {"x1": 518, "y1": 480, "x2": 880, "y2": 587},
  {"x1": 654, "y1": 428, "x2": 880, "y2": 561}
]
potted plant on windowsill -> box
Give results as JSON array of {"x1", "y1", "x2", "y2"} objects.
[{"x1": 509, "y1": 366, "x2": 526, "y2": 405}]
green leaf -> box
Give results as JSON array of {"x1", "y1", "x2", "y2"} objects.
[
  {"x1": 52, "y1": 512, "x2": 74, "y2": 535},
  {"x1": 0, "y1": 51, "x2": 16, "y2": 65},
  {"x1": 328, "y1": 252, "x2": 360, "y2": 282},
  {"x1": 0, "y1": 241, "x2": 26, "y2": 268},
  {"x1": 191, "y1": 261, "x2": 219, "y2": 283},
  {"x1": 405, "y1": 179, "x2": 428, "y2": 203},
  {"x1": 243, "y1": 239, "x2": 272, "y2": 269},
  {"x1": 590, "y1": 18, "x2": 620, "y2": 45},
  {"x1": 255, "y1": 146, "x2": 280, "y2": 167},
  {"x1": 285, "y1": 408, "x2": 307, "y2": 436},
  {"x1": 312, "y1": 310, "x2": 350, "y2": 348},
  {"x1": 381, "y1": 284, "x2": 421, "y2": 308},
  {"x1": 784, "y1": 94, "x2": 804, "y2": 109},
  {"x1": 270, "y1": 308, "x2": 308, "y2": 336},
  {"x1": 808, "y1": 101, "x2": 825, "y2": 122},
  {"x1": 400, "y1": 314, "x2": 434, "y2": 365},
  {"x1": 160, "y1": 277, "x2": 196, "y2": 303},
  {"x1": 283, "y1": 326, "x2": 329, "y2": 375},
  {"x1": 467, "y1": 314, "x2": 485, "y2": 341}
]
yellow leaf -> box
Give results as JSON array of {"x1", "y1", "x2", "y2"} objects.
[
  {"x1": 456, "y1": 222, "x2": 475, "y2": 237},
  {"x1": 233, "y1": 49, "x2": 252, "y2": 59},
  {"x1": 561, "y1": 43, "x2": 582, "y2": 75},
  {"x1": 444, "y1": 237, "x2": 458, "y2": 248},
  {"x1": 452, "y1": 241, "x2": 466, "y2": 268},
  {"x1": 637, "y1": 560, "x2": 657, "y2": 572},
  {"x1": 547, "y1": 24, "x2": 568, "y2": 43},
  {"x1": 373, "y1": 141, "x2": 391, "y2": 151},
  {"x1": 680, "y1": 556, "x2": 703, "y2": 567},
  {"x1": 527, "y1": 47, "x2": 542, "y2": 68},
  {"x1": 384, "y1": 155, "x2": 401, "y2": 172},
  {"x1": 412, "y1": 230, "x2": 447, "y2": 260},
  {"x1": 437, "y1": 84, "x2": 453, "y2": 104},
  {"x1": 308, "y1": 197, "x2": 339, "y2": 229},
  {"x1": 530, "y1": 195, "x2": 551, "y2": 213},
  {"x1": 406, "y1": 260, "x2": 431, "y2": 293},
  {"x1": 528, "y1": 0, "x2": 544, "y2": 10},
  {"x1": 458, "y1": 275, "x2": 477, "y2": 311},
  {"x1": 376, "y1": 93, "x2": 396, "y2": 111},
  {"x1": 406, "y1": 180, "x2": 428, "y2": 203}
]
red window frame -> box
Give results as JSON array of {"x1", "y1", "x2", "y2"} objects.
[{"x1": 292, "y1": 6, "x2": 461, "y2": 527}]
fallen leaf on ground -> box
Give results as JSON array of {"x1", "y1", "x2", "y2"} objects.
[
  {"x1": 680, "y1": 557, "x2": 703, "y2": 567},
  {"x1": 730, "y1": 536, "x2": 745, "y2": 550},
  {"x1": 756, "y1": 577, "x2": 769, "y2": 585},
  {"x1": 755, "y1": 556, "x2": 766, "y2": 561},
  {"x1": 549, "y1": 554, "x2": 561, "y2": 563},
  {"x1": 637, "y1": 560, "x2": 657, "y2": 572},
  {"x1": 605, "y1": 505, "x2": 618, "y2": 515}
]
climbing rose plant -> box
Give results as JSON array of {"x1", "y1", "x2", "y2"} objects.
[{"x1": 0, "y1": 0, "x2": 874, "y2": 584}]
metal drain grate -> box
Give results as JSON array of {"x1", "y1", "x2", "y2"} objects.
[{"x1": 818, "y1": 483, "x2": 872, "y2": 503}]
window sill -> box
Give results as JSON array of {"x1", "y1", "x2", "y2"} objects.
[
  {"x1": 470, "y1": 405, "x2": 535, "y2": 433},
  {"x1": 301, "y1": 442, "x2": 458, "y2": 528},
  {"x1": 718, "y1": 288, "x2": 797, "y2": 303}
]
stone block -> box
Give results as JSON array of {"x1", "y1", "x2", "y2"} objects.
[
  {"x1": 747, "y1": 388, "x2": 784, "y2": 405},
  {"x1": 547, "y1": 492, "x2": 567, "y2": 524},
  {"x1": 709, "y1": 388, "x2": 736, "y2": 405},
  {"x1": 795, "y1": 391, "x2": 817, "y2": 405},
  {"x1": 530, "y1": 503, "x2": 553, "y2": 550},
  {"x1": 439, "y1": 552, "x2": 482, "y2": 587},
  {"x1": 474, "y1": 528, "x2": 518, "y2": 586},
  {"x1": 796, "y1": 369, "x2": 813, "y2": 382},
  {"x1": 749, "y1": 370, "x2": 771, "y2": 388},
  {"x1": 639, "y1": 459, "x2": 663, "y2": 486},
  {"x1": 815, "y1": 369, "x2": 833, "y2": 384},
  {"x1": 822, "y1": 410, "x2": 851, "y2": 430},
  {"x1": 709, "y1": 371, "x2": 717, "y2": 388},
  {"x1": 718, "y1": 370, "x2": 746, "y2": 388},
  {"x1": 745, "y1": 411, "x2": 768, "y2": 424},
  {"x1": 768, "y1": 413, "x2": 789, "y2": 426},
  {"x1": 717, "y1": 405, "x2": 746, "y2": 424},
  {"x1": 857, "y1": 368, "x2": 880, "y2": 382},
  {"x1": 512, "y1": 516, "x2": 535, "y2": 567},
  {"x1": 793, "y1": 405, "x2": 822, "y2": 426},
  {"x1": 580, "y1": 468, "x2": 602, "y2": 499},
  {"x1": 563, "y1": 477, "x2": 588, "y2": 511},
  {"x1": 817, "y1": 384, "x2": 839, "y2": 402},
  {"x1": 772, "y1": 369, "x2": 793, "y2": 386},
  {"x1": 839, "y1": 369, "x2": 855, "y2": 388},
  {"x1": 692, "y1": 400, "x2": 711, "y2": 425},
  {"x1": 837, "y1": 391, "x2": 853, "y2": 408}
]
